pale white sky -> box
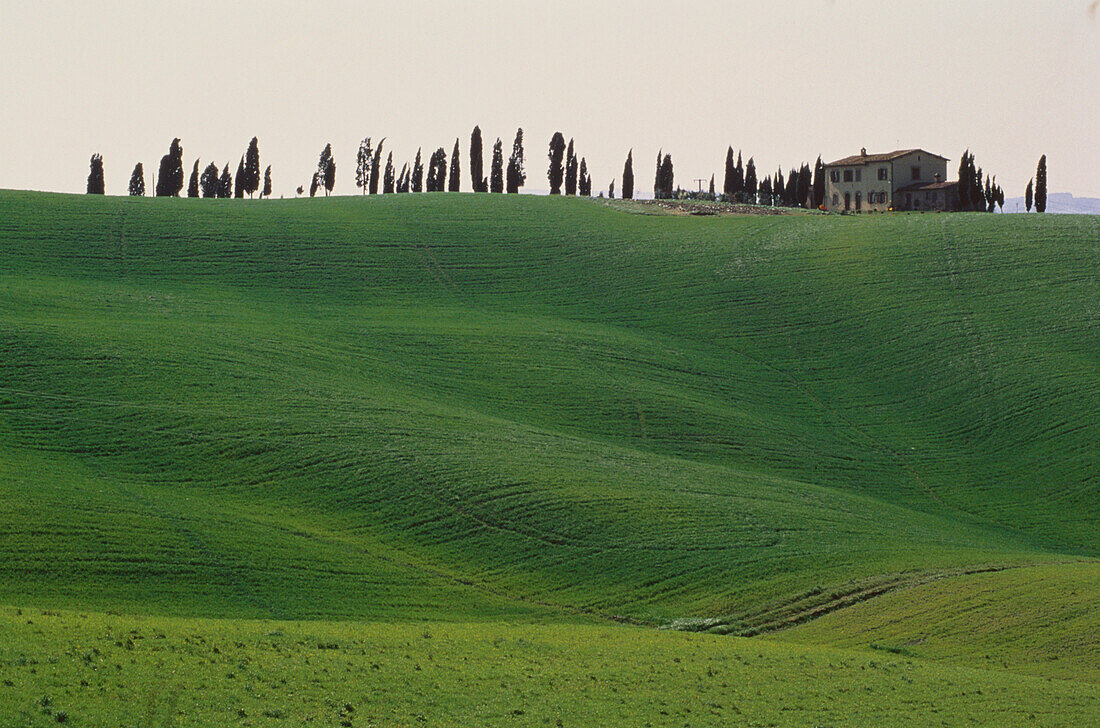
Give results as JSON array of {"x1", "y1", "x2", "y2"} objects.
[{"x1": 2, "y1": 1, "x2": 1097, "y2": 198}]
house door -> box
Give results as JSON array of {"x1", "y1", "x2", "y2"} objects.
[
  {"x1": 855, "y1": 192, "x2": 862, "y2": 211},
  {"x1": 844, "y1": 193, "x2": 851, "y2": 211}
]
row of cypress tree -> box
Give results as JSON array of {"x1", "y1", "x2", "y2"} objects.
[
  {"x1": 91, "y1": 137, "x2": 272, "y2": 199},
  {"x1": 342, "y1": 128, "x2": 527, "y2": 198},
  {"x1": 89, "y1": 137, "x2": 1046, "y2": 212}
]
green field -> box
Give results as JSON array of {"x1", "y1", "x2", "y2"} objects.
[{"x1": 0, "y1": 190, "x2": 1096, "y2": 725}]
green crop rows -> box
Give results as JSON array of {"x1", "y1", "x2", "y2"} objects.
[{"x1": 0, "y1": 190, "x2": 1096, "y2": 724}]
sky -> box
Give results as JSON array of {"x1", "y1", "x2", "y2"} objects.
[{"x1": 2, "y1": 0, "x2": 1098, "y2": 199}]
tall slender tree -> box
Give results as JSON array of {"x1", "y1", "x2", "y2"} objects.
[
  {"x1": 547, "y1": 132, "x2": 566, "y2": 194},
  {"x1": 709, "y1": 174, "x2": 716, "y2": 197},
  {"x1": 87, "y1": 154, "x2": 105, "y2": 194},
  {"x1": 744, "y1": 158, "x2": 757, "y2": 202},
  {"x1": 383, "y1": 152, "x2": 395, "y2": 194},
  {"x1": 734, "y1": 151, "x2": 744, "y2": 198},
  {"x1": 262, "y1": 165, "x2": 272, "y2": 199},
  {"x1": 797, "y1": 163, "x2": 812, "y2": 208},
  {"x1": 218, "y1": 164, "x2": 232, "y2": 198},
  {"x1": 506, "y1": 128, "x2": 525, "y2": 193},
  {"x1": 490, "y1": 138, "x2": 504, "y2": 193},
  {"x1": 812, "y1": 156, "x2": 825, "y2": 208},
  {"x1": 154, "y1": 138, "x2": 184, "y2": 197},
  {"x1": 565, "y1": 138, "x2": 578, "y2": 195},
  {"x1": 412, "y1": 148, "x2": 424, "y2": 192},
  {"x1": 356, "y1": 138, "x2": 373, "y2": 194},
  {"x1": 1025, "y1": 178, "x2": 1034, "y2": 212},
  {"x1": 653, "y1": 150, "x2": 662, "y2": 198},
  {"x1": 243, "y1": 137, "x2": 261, "y2": 197},
  {"x1": 200, "y1": 162, "x2": 219, "y2": 198},
  {"x1": 578, "y1": 158, "x2": 589, "y2": 196},
  {"x1": 309, "y1": 172, "x2": 319, "y2": 198},
  {"x1": 608, "y1": 179, "x2": 615, "y2": 199},
  {"x1": 723, "y1": 146, "x2": 735, "y2": 197},
  {"x1": 369, "y1": 139, "x2": 385, "y2": 194},
  {"x1": 470, "y1": 126, "x2": 485, "y2": 192},
  {"x1": 656, "y1": 153, "x2": 674, "y2": 199},
  {"x1": 187, "y1": 159, "x2": 200, "y2": 198},
  {"x1": 622, "y1": 149, "x2": 634, "y2": 200},
  {"x1": 448, "y1": 138, "x2": 461, "y2": 192},
  {"x1": 1035, "y1": 155, "x2": 1047, "y2": 213},
  {"x1": 397, "y1": 163, "x2": 409, "y2": 193},
  {"x1": 234, "y1": 157, "x2": 246, "y2": 198},
  {"x1": 128, "y1": 163, "x2": 145, "y2": 196},
  {"x1": 426, "y1": 148, "x2": 447, "y2": 192},
  {"x1": 956, "y1": 151, "x2": 972, "y2": 211}
]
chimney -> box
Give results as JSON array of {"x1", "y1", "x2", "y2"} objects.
[
  {"x1": 860, "y1": 147, "x2": 867, "y2": 156},
  {"x1": 934, "y1": 173, "x2": 942, "y2": 183}
]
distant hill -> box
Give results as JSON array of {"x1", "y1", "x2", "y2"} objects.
[{"x1": 1002, "y1": 191, "x2": 1100, "y2": 214}]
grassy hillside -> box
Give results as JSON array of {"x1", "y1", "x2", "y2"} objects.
[
  {"x1": 771, "y1": 562, "x2": 1099, "y2": 682},
  {"x1": 0, "y1": 191, "x2": 1096, "y2": 626},
  {"x1": 1, "y1": 190, "x2": 1097, "y2": 723},
  {"x1": 3, "y1": 605, "x2": 1097, "y2": 728}
]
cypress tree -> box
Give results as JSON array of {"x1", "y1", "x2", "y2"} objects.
[
  {"x1": 448, "y1": 138, "x2": 461, "y2": 192},
  {"x1": 244, "y1": 137, "x2": 260, "y2": 197},
  {"x1": 734, "y1": 151, "x2": 744, "y2": 198},
  {"x1": 128, "y1": 162, "x2": 145, "y2": 196},
  {"x1": 812, "y1": 156, "x2": 825, "y2": 208},
  {"x1": 87, "y1": 154, "x2": 105, "y2": 194},
  {"x1": 490, "y1": 138, "x2": 504, "y2": 193},
  {"x1": 609, "y1": 179, "x2": 615, "y2": 199},
  {"x1": 565, "y1": 138, "x2": 577, "y2": 196},
  {"x1": 426, "y1": 148, "x2": 447, "y2": 192},
  {"x1": 356, "y1": 138, "x2": 373, "y2": 194},
  {"x1": 723, "y1": 147, "x2": 735, "y2": 197},
  {"x1": 397, "y1": 164, "x2": 409, "y2": 193},
  {"x1": 470, "y1": 126, "x2": 485, "y2": 192},
  {"x1": 309, "y1": 172, "x2": 319, "y2": 198},
  {"x1": 234, "y1": 157, "x2": 246, "y2": 198},
  {"x1": 315, "y1": 144, "x2": 335, "y2": 197},
  {"x1": 506, "y1": 128, "x2": 525, "y2": 193},
  {"x1": 760, "y1": 176, "x2": 772, "y2": 204},
  {"x1": 262, "y1": 165, "x2": 272, "y2": 199},
  {"x1": 578, "y1": 158, "x2": 589, "y2": 196},
  {"x1": 1025, "y1": 178, "x2": 1033, "y2": 212},
  {"x1": 412, "y1": 148, "x2": 424, "y2": 193},
  {"x1": 200, "y1": 163, "x2": 219, "y2": 198},
  {"x1": 995, "y1": 183, "x2": 1004, "y2": 212},
  {"x1": 797, "y1": 163, "x2": 812, "y2": 208},
  {"x1": 956, "y1": 151, "x2": 971, "y2": 211},
  {"x1": 383, "y1": 152, "x2": 395, "y2": 194},
  {"x1": 187, "y1": 159, "x2": 200, "y2": 198},
  {"x1": 985, "y1": 176, "x2": 994, "y2": 213},
  {"x1": 1035, "y1": 155, "x2": 1047, "y2": 213},
  {"x1": 154, "y1": 138, "x2": 184, "y2": 197},
  {"x1": 654, "y1": 150, "x2": 662, "y2": 199},
  {"x1": 774, "y1": 168, "x2": 785, "y2": 206},
  {"x1": 218, "y1": 164, "x2": 232, "y2": 199},
  {"x1": 547, "y1": 132, "x2": 566, "y2": 194},
  {"x1": 622, "y1": 150, "x2": 634, "y2": 200},
  {"x1": 369, "y1": 139, "x2": 385, "y2": 194},
  {"x1": 709, "y1": 174, "x2": 715, "y2": 197},
  {"x1": 744, "y1": 157, "x2": 757, "y2": 201},
  {"x1": 659, "y1": 154, "x2": 673, "y2": 199}
]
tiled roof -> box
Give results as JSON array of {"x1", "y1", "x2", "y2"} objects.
[
  {"x1": 897, "y1": 180, "x2": 958, "y2": 192},
  {"x1": 825, "y1": 149, "x2": 949, "y2": 167}
]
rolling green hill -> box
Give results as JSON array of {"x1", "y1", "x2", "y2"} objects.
[{"x1": 0, "y1": 190, "x2": 1097, "y2": 723}]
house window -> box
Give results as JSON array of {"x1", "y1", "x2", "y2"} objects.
[
  {"x1": 830, "y1": 170, "x2": 839, "y2": 183},
  {"x1": 911, "y1": 166, "x2": 921, "y2": 180},
  {"x1": 832, "y1": 193, "x2": 838, "y2": 206},
  {"x1": 855, "y1": 170, "x2": 862, "y2": 182},
  {"x1": 843, "y1": 170, "x2": 853, "y2": 182},
  {"x1": 878, "y1": 168, "x2": 888, "y2": 181}
]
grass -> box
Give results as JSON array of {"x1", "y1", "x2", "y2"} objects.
[
  {"x1": 0, "y1": 190, "x2": 1096, "y2": 722},
  {"x1": 2, "y1": 605, "x2": 1097, "y2": 728},
  {"x1": 770, "y1": 561, "x2": 1099, "y2": 682}
]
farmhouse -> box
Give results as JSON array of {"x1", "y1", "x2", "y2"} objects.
[{"x1": 822, "y1": 148, "x2": 958, "y2": 212}]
